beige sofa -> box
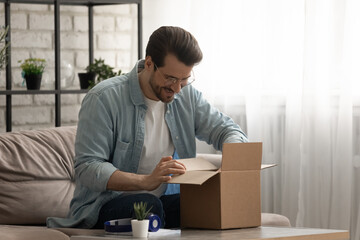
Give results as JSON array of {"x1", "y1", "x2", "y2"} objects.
[{"x1": 0, "y1": 126, "x2": 290, "y2": 240}]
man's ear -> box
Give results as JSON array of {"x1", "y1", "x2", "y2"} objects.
[{"x1": 144, "y1": 56, "x2": 153, "y2": 71}]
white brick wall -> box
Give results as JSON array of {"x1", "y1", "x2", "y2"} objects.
[
  {"x1": 74, "y1": 16, "x2": 88, "y2": 32},
  {"x1": 10, "y1": 13, "x2": 27, "y2": 30},
  {"x1": 61, "y1": 105, "x2": 81, "y2": 123},
  {"x1": 0, "y1": 108, "x2": 4, "y2": 127},
  {"x1": 12, "y1": 95, "x2": 33, "y2": 106},
  {"x1": 61, "y1": 32, "x2": 89, "y2": 49},
  {"x1": 94, "y1": 16, "x2": 115, "y2": 32},
  {"x1": 12, "y1": 32, "x2": 53, "y2": 48},
  {"x1": 0, "y1": 2, "x2": 138, "y2": 132},
  {"x1": 29, "y1": 13, "x2": 54, "y2": 30},
  {"x1": 12, "y1": 106, "x2": 52, "y2": 125},
  {"x1": 98, "y1": 33, "x2": 132, "y2": 50},
  {"x1": 12, "y1": 4, "x2": 49, "y2": 11}
]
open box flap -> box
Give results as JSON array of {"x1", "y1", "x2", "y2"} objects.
[
  {"x1": 169, "y1": 163, "x2": 276, "y2": 185},
  {"x1": 196, "y1": 153, "x2": 276, "y2": 171},
  {"x1": 169, "y1": 142, "x2": 268, "y2": 184},
  {"x1": 168, "y1": 157, "x2": 218, "y2": 185},
  {"x1": 176, "y1": 157, "x2": 218, "y2": 171},
  {"x1": 196, "y1": 153, "x2": 222, "y2": 169},
  {"x1": 168, "y1": 170, "x2": 218, "y2": 185},
  {"x1": 221, "y1": 142, "x2": 262, "y2": 171},
  {"x1": 261, "y1": 164, "x2": 277, "y2": 169}
]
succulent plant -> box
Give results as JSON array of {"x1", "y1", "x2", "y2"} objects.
[{"x1": 133, "y1": 202, "x2": 152, "y2": 221}]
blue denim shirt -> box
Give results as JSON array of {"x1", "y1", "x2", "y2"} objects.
[{"x1": 47, "y1": 60, "x2": 248, "y2": 228}]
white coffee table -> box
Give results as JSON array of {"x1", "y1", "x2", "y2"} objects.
[{"x1": 70, "y1": 226, "x2": 349, "y2": 240}]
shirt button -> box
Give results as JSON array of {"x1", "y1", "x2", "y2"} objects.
[
  {"x1": 167, "y1": 110, "x2": 170, "y2": 114},
  {"x1": 176, "y1": 136, "x2": 179, "y2": 140}
]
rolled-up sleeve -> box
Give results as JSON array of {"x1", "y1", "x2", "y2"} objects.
[{"x1": 74, "y1": 92, "x2": 118, "y2": 192}]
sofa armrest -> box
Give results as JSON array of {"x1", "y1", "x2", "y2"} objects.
[{"x1": 261, "y1": 213, "x2": 291, "y2": 227}]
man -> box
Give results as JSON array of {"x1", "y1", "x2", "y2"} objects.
[{"x1": 47, "y1": 26, "x2": 248, "y2": 229}]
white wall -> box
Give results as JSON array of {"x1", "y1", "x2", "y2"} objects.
[{"x1": 0, "y1": 3, "x2": 138, "y2": 132}]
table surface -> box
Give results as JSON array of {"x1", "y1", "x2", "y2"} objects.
[{"x1": 70, "y1": 226, "x2": 349, "y2": 240}]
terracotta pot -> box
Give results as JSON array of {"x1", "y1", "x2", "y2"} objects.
[
  {"x1": 78, "y1": 72, "x2": 96, "y2": 89},
  {"x1": 25, "y1": 73, "x2": 42, "y2": 90}
]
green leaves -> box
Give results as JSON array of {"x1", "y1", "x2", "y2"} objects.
[
  {"x1": 0, "y1": 25, "x2": 10, "y2": 70},
  {"x1": 86, "y1": 58, "x2": 122, "y2": 88},
  {"x1": 133, "y1": 202, "x2": 153, "y2": 221},
  {"x1": 19, "y1": 58, "x2": 46, "y2": 76}
]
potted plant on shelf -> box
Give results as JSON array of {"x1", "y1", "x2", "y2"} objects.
[
  {"x1": 78, "y1": 58, "x2": 122, "y2": 89},
  {"x1": 131, "y1": 202, "x2": 152, "y2": 238},
  {"x1": 19, "y1": 58, "x2": 46, "y2": 90}
]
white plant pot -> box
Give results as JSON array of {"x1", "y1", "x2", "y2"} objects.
[{"x1": 131, "y1": 219, "x2": 149, "y2": 238}]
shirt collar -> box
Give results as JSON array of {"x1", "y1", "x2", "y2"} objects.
[{"x1": 129, "y1": 60, "x2": 146, "y2": 106}]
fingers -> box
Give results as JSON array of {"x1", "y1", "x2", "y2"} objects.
[
  {"x1": 155, "y1": 164, "x2": 185, "y2": 176},
  {"x1": 145, "y1": 157, "x2": 187, "y2": 191},
  {"x1": 176, "y1": 160, "x2": 186, "y2": 170},
  {"x1": 159, "y1": 156, "x2": 186, "y2": 171},
  {"x1": 165, "y1": 167, "x2": 186, "y2": 176},
  {"x1": 160, "y1": 156, "x2": 173, "y2": 162},
  {"x1": 159, "y1": 175, "x2": 172, "y2": 182}
]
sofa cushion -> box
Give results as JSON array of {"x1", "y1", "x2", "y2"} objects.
[
  {"x1": 0, "y1": 225, "x2": 69, "y2": 240},
  {"x1": 0, "y1": 127, "x2": 77, "y2": 224}
]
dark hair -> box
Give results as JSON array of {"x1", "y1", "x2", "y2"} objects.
[{"x1": 145, "y1": 26, "x2": 203, "y2": 67}]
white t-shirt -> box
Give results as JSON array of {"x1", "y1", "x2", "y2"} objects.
[{"x1": 130, "y1": 97, "x2": 175, "y2": 197}]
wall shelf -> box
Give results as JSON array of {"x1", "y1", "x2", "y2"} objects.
[
  {"x1": 0, "y1": 0, "x2": 143, "y2": 132},
  {"x1": 0, "y1": 90, "x2": 89, "y2": 95}
]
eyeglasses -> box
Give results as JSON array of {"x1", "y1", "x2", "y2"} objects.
[{"x1": 154, "y1": 63, "x2": 195, "y2": 87}]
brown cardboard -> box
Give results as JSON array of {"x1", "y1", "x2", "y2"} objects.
[
  {"x1": 170, "y1": 142, "x2": 270, "y2": 230},
  {"x1": 168, "y1": 157, "x2": 219, "y2": 185},
  {"x1": 221, "y1": 142, "x2": 261, "y2": 171}
]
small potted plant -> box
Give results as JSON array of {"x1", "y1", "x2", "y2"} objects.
[
  {"x1": 131, "y1": 202, "x2": 152, "y2": 238},
  {"x1": 19, "y1": 58, "x2": 46, "y2": 90},
  {"x1": 78, "y1": 58, "x2": 121, "y2": 89}
]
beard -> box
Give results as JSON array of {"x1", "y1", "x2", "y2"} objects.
[{"x1": 149, "y1": 75, "x2": 175, "y2": 103}]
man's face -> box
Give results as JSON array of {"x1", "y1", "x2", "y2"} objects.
[{"x1": 149, "y1": 54, "x2": 193, "y2": 103}]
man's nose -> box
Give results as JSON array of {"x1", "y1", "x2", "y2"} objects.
[{"x1": 171, "y1": 80, "x2": 182, "y2": 93}]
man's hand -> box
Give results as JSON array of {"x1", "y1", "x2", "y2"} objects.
[
  {"x1": 143, "y1": 156, "x2": 186, "y2": 191},
  {"x1": 106, "y1": 156, "x2": 186, "y2": 192}
]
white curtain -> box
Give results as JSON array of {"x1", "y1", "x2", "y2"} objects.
[{"x1": 143, "y1": 0, "x2": 360, "y2": 239}]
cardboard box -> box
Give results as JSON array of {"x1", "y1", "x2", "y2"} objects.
[{"x1": 169, "y1": 142, "x2": 273, "y2": 230}]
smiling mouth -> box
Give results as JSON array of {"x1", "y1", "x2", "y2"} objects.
[{"x1": 164, "y1": 87, "x2": 174, "y2": 94}]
